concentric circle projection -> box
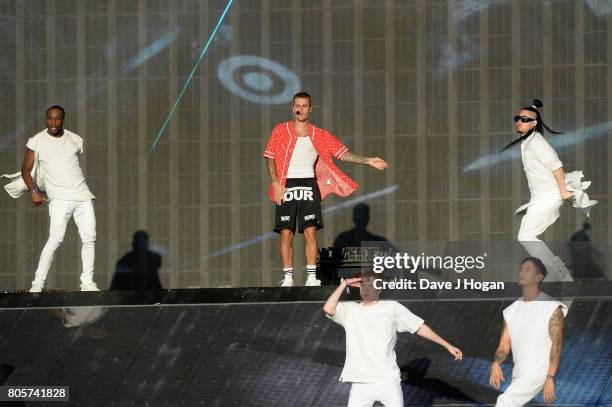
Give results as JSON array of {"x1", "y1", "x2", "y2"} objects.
[
  {"x1": 217, "y1": 56, "x2": 301, "y2": 105},
  {"x1": 243, "y1": 72, "x2": 273, "y2": 92}
]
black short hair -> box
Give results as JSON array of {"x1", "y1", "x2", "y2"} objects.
[
  {"x1": 521, "y1": 257, "x2": 547, "y2": 281},
  {"x1": 46, "y1": 105, "x2": 65, "y2": 119},
  {"x1": 292, "y1": 92, "x2": 311, "y2": 105}
]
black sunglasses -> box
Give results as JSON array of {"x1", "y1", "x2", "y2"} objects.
[{"x1": 513, "y1": 115, "x2": 535, "y2": 123}]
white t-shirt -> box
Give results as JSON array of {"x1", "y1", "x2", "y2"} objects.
[
  {"x1": 26, "y1": 129, "x2": 95, "y2": 201},
  {"x1": 520, "y1": 132, "x2": 563, "y2": 198},
  {"x1": 503, "y1": 292, "x2": 567, "y2": 377},
  {"x1": 328, "y1": 300, "x2": 424, "y2": 383},
  {"x1": 286, "y1": 136, "x2": 318, "y2": 178}
]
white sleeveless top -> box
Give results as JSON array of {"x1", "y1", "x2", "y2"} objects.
[
  {"x1": 286, "y1": 136, "x2": 318, "y2": 178},
  {"x1": 503, "y1": 292, "x2": 567, "y2": 376}
]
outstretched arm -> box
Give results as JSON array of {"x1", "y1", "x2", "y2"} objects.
[
  {"x1": 489, "y1": 321, "x2": 511, "y2": 390},
  {"x1": 543, "y1": 307, "x2": 564, "y2": 404},
  {"x1": 340, "y1": 152, "x2": 388, "y2": 170},
  {"x1": 416, "y1": 324, "x2": 462, "y2": 360}
]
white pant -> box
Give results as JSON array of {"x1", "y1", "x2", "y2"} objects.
[
  {"x1": 495, "y1": 372, "x2": 546, "y2": 407},
  {"x1": 517, "y1": 197, "x2": 572, "y2": 282},
  {"x1": 32, "y1": 199, "x2": 96, "y2": 286},
  {"x1": 347, "y1": 379, "x2": 403, "y2": 407}
]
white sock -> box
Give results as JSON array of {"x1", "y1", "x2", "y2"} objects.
[
  {"x1": 283, "y1": 267, "x2": 293, "y2": 278},
  {"x1": 306, "y1": 265, "x2": 316, "y2": 277}
]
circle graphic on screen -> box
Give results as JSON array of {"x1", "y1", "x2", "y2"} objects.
[{"x1": 217, "y1": 56, "x2": 301, "y2": 105}]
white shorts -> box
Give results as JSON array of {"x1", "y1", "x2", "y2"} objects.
[
  {"x1": 347, "y1": 379, "x2": 402, "y2": 407},
  {"x1": 495, "y1": 372, "x2": 547, "y2": 407}
]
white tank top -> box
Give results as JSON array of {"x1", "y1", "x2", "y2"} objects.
[
  {"x1": 503, "y1": 292, "x2": 567, "y2": 376},
  {"x1": 286, "y1": 136, "x2": 318, "y2": 178}
]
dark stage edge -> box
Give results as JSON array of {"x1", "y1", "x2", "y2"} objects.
[
  {"x1": 0, "y1": 281, "x2": 611, "y2": 309},
  {"x1": 0, "y1": 287, "x2": 610, "y2": 406}
]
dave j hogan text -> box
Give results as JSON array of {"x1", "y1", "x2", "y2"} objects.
[{"x1": 373, "y1": 278, "x2": 504, "y2": 292}]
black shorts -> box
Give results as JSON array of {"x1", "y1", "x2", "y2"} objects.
[{"x1": 274, "y1": 178, "x2": 323, "y2": 234}]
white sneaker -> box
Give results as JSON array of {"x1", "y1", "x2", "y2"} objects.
[
  {"x1": 305, "y1": 274, "x2": 321, "y2": 287},
  {"x1": 80, "y1": 281, "x2": 100, "y2": 291},
  {"x1": 29, "y1": 284, "x2": 43, "y2": 293},
  {"x1": 280, "y1": 275, "x2": 294, "y2": 287}
]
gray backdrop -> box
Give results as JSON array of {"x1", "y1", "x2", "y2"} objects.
[{"x1": 0, "y1": 0, "x2": 610, "y2": 290}]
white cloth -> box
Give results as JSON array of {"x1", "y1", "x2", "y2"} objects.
[
  {"x1": 286, "y1": 136, "x2": 318, "y2": 178},
  {"x1": 503, "y1": 292, "x2": 567, "y2": 377},
  {"x1": 25, "y1": 129, "x2": 94, "y2": 201},
  {"x1": 2, "y1": 170, "x2": 32, "y2": 198},
  {"x1": 495, "y1": 371, "x2": 548, "y2": 407},
  {"x1": 328, "y1": 300, "x2": 424, "y2": 383},
  {"x1": 32, "y1": 199, "x2": 96, "y2": 286},
  {"x1": 564, "y1": 170, "x2": 598, "y2": 217},
  {"x1": 347, "y1": 378, "x2": 403, "y2": 407},
  {"x1": 1, "y1": 160, "x2": 46, "y2": 198}
]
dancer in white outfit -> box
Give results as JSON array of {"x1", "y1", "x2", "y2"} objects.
[
  {"x1": 490, "y1": 257, "x2": 567, "y2": 406},
  {"x1": 20, "y1": 106, "x2": 99, "y2": 292},
  {"x1": 508, "y1": 99, "x2": 595, "y2": 282},
  {"x1": 324, "y1": 273, "x2": 463, "y2": 407}
]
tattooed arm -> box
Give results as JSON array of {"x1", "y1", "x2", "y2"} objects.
[
  {"x1": 489, "y1": 321, "x2": 511, "y2": 390},
  {"x1": 543, "y1": 306, "x2": 564, "y2": 404},
  {"x1": 547, "y1": 306, "x2": 564, "y2": 377},
  {"x1": 340, "y1": 152, "x2": 369, "y2": 164},
  {"x1": 340, "y1": 152, "x2": 388, "y2": 170}
]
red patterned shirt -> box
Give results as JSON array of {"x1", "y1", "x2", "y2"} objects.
[{"x1": 263, "y1": 122, "x2": 359, "y2": 202}]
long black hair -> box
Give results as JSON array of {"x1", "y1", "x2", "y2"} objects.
[{"x1": 521, "y1": 99, "x2": 562, "y2": 135}]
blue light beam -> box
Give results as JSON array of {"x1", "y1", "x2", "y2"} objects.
[
  {"x1": 145, "y1": 0, "x2": 234, "y2": 160},
  {"x1": 123, "y1": 29, "x2": 179, "y2": 72}
]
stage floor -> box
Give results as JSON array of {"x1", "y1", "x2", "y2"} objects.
[{"x1": 0, "y1": 287, "x2": 610, "y2": 406}]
